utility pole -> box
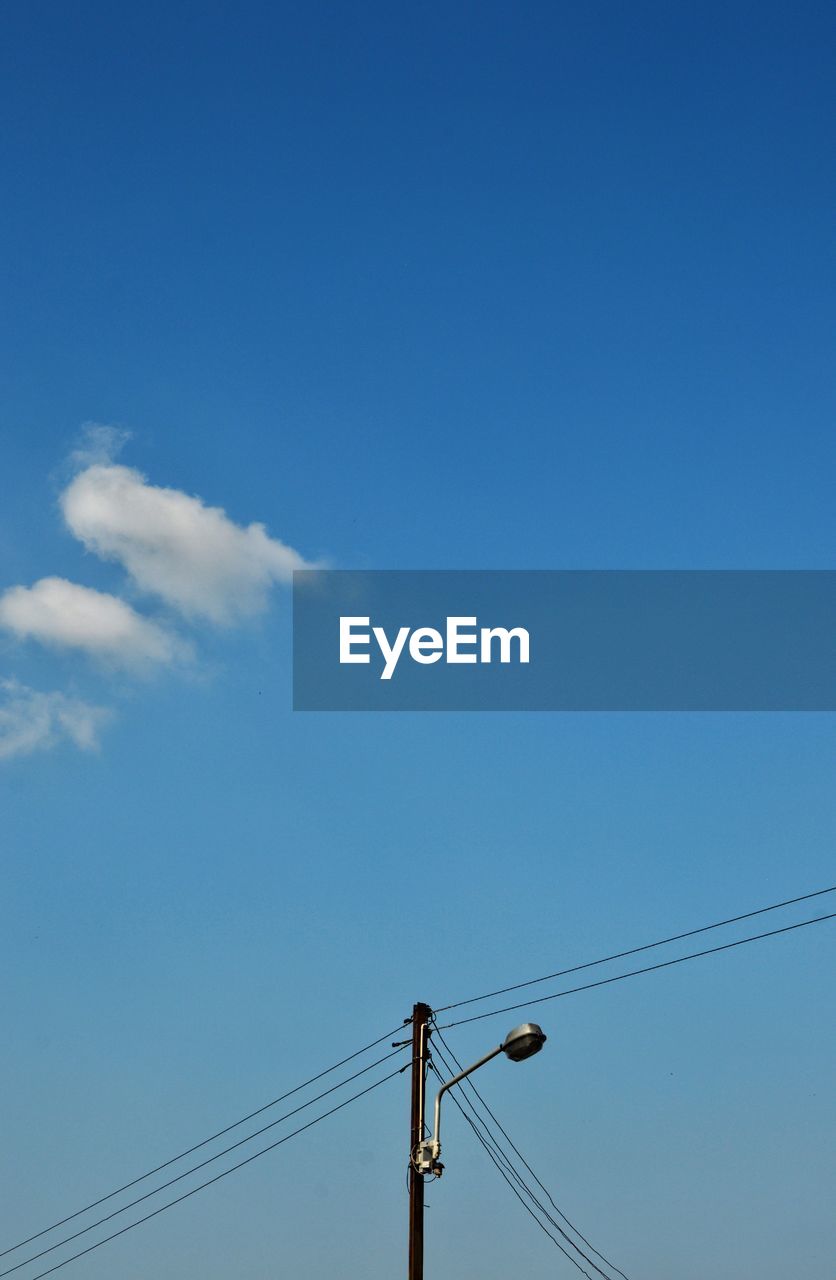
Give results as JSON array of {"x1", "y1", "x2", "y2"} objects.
[{"x1": 408, "y1": 1002, "x2": 432, "y2": 1280}]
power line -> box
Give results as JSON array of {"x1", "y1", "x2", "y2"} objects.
[
  {"x1": 24, "y1": 1064, "x2": 405, "y2": 1280},
  {"x1": 435, "y1": 883, "x2": 836, "y2": 1014},
  {"x1": 431, "y1": 1034, "x2": 633, "y2": 1280},
  {"x1": 432, "y1": 1023, "x2": 630, "y2": 1280},
  {"x1": 1, "y1": 1046, "x2": 407, "y2": 1278},
  {"x1": 437, "y1": 910, "x2": 836, "y2": 1029},
  {"x1": 428, "y1": 1048, "x2": 593, "y2": 1276},
  {"x1": 0, "y1": 1020, "x2": 404, "y2": 1261},
  {"x1": 428, "y1": 1048, "x2": 599, "y2": 1279},
  {"x1": 429, "y1": 1040, "x2": 604, "y2": 1277}
]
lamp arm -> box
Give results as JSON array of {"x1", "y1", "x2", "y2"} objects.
[{"x1": 431, "y1": 1044, "x2": 502, "y2": 1150}]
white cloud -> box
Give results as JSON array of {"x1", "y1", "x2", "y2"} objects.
[
  {"x1": 60, "y1": 463, "x2": 312, "y2": 624},
  {"x1": 0, "y1": 577, "x2": 188, "y2": 670},
  {"x1": 0, "y1": 678, "x2": 110, "y2": 761}
]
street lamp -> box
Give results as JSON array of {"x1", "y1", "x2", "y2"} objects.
[{"x1": 413, "y1": 1023, "x2": 547, "y2": 1178}]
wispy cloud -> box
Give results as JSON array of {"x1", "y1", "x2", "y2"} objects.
[
  {"x1": 61, "y1": 463, "x2": 313, "y2": 624},
  {"x1": 69, "y1": 422, "x2": 132, "y2": 470},
  {"x1": 0, "y1": 678, "x2": 110, "y2": 760},
  {"x1": 0, "y1": 577, "x2": 188, "y2": 670}
]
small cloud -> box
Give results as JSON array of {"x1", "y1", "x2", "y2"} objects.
[
  {"x1": 61, "y1": 462, "x2": 313, "y2": 624},
  {"x1": 0, "y1": 678, "x2": 111, "y2": 761},
  {"x1": 70, "y1": 423, "x2": 132, "y2": 470},
  {"x1": 0, "y1": 577, "x2": 189, "y2": 670}
]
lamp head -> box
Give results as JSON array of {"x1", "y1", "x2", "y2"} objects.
[{"x1": 501, "y1": 1022, "x2": 547, "y2": 1062}]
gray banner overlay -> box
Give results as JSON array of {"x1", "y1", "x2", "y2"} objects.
[{"x1": 292, "y1": 570, "x2": 835, "y2": 711}]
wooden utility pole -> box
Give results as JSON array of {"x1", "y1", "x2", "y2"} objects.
[{"x1": 408, "y1": 1002, "x2": 432, "y2": 1280}]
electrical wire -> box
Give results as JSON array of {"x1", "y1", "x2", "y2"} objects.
[
  {"x1": 430, "y1": 1036, "x2": 630, "y2": 1279},
  {"x1": 432, "y1": 1022, "x2": 631, "y2": 1280},
  {"x1": 24, "y1": 1064, "x2": 405, "y2": 1280},
  {"x1": 0, "y1": 1019, "x2": 405, "y2": 1261},
  {"x1": 435, "y1": 883, "x2": 836, "y2": 1014},
  {"x1": 428, "y1": 1051, "x2": 598, "y2": 1279},
  {"x1": 429, "y1": 1043, "x2": 600, "y2": 1275},
  {"x1": 1, "y1": 1045, "x2": 407, "y2": 1278},
  {"x1": 436, "y1": 910, "x2": 836, "y2": 1029}
]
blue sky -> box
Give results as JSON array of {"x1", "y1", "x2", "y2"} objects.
[{"x1": 0, "y1": 4, "x2": 834, "y2": 1278}]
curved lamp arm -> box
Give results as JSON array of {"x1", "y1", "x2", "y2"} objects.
[{"x1": 431, "y1": 1043, "x2": 502, "y2": 1153}]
